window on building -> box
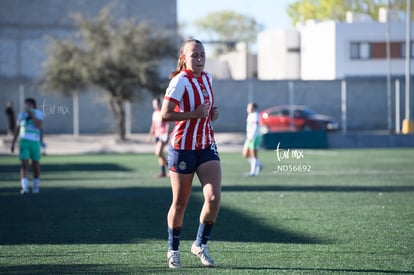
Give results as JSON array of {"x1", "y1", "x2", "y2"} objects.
[
  {"x1": 350, "y1": 42, "x2": 370, "y2": 59},
  {"x1": 360, "y1": 43, "x2": 370, "y2": 59},
  {"x1": 350, "y1": 43, "x2": 360, "y2": 59},
  {"x1": 401, "y1": 42, "x2": 414, "y2": 58},
  {"x1": 371, "y1": 42, "x2": 403, "y2": 59},
  {"x1": 287, "y1": 47, "x2": 300, "y2": 53}
]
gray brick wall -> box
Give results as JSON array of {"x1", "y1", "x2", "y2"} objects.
[{"x1": 1, "y1": 77, "x2": 413, "y2": 134}]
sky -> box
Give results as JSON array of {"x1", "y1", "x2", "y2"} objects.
[{"x1": 177, "y1": 0, "x2": 295, "y2": 39}]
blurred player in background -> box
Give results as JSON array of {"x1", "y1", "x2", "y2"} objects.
[
  {"x1": 11, "y1": 98, "x2": 44, "y2": 194},
  {"x1": 5, "y1": 100, "x2": 16, "y2": 136},
  {"x1": 148, "y1": 97, "x2": 169, "y2": 178},
  {"x1": 243, "y1": 102, "x2": 263, "y2": 176}
]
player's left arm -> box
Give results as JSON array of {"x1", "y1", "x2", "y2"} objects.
[
  {"x1": 247, "y1": 114, "x2": 259, "y2": 140},
  {"x1": 147, "y1": 120, "x2": 155, "y2": 143},
  {"x1": 206, "y1": 73, "x2": 219, "y2": 122},
  {"x1": 211, "y1": 106, "x2": 219, "y2": 121},
  {"x1": 27, "y1": 109, "x2": 43, "y2": 129},
  {"x1": 11, "y1": 125, "x2": 20, "y2": 153}
]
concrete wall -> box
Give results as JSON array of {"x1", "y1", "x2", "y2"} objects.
[
  {"x1": 1, "y1": 77, "x2": 412, "y2": 134},
  {"x1": 257, "y1": 29, "x2": 300, "y2": 80},
  {"x1": 300, "y1": 21, "x2": 337, "y2": 80}
]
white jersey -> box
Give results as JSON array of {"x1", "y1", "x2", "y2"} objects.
[
  {"x1": 246, "y1": 112, "x2": 261, "y2": 139},
  {"x1": 17, "y1": 109, "x2": 43, "y2": 142}
]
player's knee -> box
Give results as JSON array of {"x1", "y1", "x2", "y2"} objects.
[
  {"x1": 172, "y1": 200, "x2": 188, "y2": 213},
  {"x1": 206, "y1": 194, "x2": 220, "y2": 208}
]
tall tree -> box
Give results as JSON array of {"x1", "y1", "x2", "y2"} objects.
[
  {"x1": 194, "y1": 10, "x2": 263, "y2": 53},
  {"x1": 42, "y1": 6, "x2": 176, "y2": 140},
  {"x1": 287, "y1": 0, "x2": 412, "y2": 26}
]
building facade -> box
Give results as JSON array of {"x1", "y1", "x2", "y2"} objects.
[{"x1": 257, "y1": 11, "x2": 413, "y2": 80}]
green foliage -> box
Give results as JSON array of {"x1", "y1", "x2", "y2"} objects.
[
  {"x1": 194, "y1": 10, "x2": 263, "y2": 46},
  {"x1": 0, "y1": 149, "x2": 413, "y2": 273},
  {"x1": 41, "y1": 5, "x2": 176, "y2": 139},
  {"x1": 287, "y1": 0, "x2": 412, "y2": 26},
  {"x1": 42, "y1": 40, "x2": 89, "y2": 96}
]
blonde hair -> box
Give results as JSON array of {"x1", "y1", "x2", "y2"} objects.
[{"x1": 169, "y1": 39, "x2": 203, "y2": 79}]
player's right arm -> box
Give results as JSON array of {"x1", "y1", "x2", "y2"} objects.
[
  {"x1": 147, "y1": 113, "x2": 155, "y2": 143},
  {"x1": 161, "y1": 100, "x2": 209, "y2": 122},
  {"x1": 11, "y1": 125, "x2": 20, "y2": 153}
]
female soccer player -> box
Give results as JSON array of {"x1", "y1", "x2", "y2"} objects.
[
  {"x1": 148, "y1": 97, "x2": 169, "y2": 178},
  {"x1": 243, "y1": 103, "x2": 263, "y2": 176},
  {"x1": 161, "y1": 39, "x2": 221, "y2": 268},
  {"x1": 11, "y1": 98, "x2": 44, "y2": 194}
]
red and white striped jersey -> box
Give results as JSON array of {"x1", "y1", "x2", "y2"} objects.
[{"x1": 164, "y1": 69, "x2": 216, "y2": 150}]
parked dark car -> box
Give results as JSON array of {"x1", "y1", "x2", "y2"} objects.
[{"x1": 260, "y1": 105, "x2": 339, "y2": 133}]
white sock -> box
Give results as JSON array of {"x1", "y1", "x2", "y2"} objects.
[
  {"x1": 33, "y1": 178, "x2": 40, "y2": 193},
  {"x1": 255, "y1": 160, "x2": 262, "y2": 175},
  {"x1": 250, "y1": 158, "x2": 257, "y2": 174},
  {"x1": 21, "y1": 178, "x2": 29, "y2": 191}
]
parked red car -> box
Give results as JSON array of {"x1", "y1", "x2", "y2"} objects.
[{"x1": 260, "y1": 105, "x2": 339, "y2": 133}]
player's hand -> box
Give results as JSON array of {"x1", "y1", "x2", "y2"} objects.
[
  {"x1": 211, "y1": 106, "x2": 219, "y2": 121},
  {"x1": 193, "y1": 102, "x2": 210, "y2": 118},
  {"x1": 11, "y1": 143, "x2": 15, "y2": 153}
]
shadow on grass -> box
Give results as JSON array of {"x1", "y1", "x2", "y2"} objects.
[
  {"x1": 222, "y1": 185, "x2": 414, "y2": 193},
  {"x1": 2, "y1": 265, "x2": 413, "y2": 275},
  {"x1": 0, "y1": 185, "x2": 325, "y2": 245},
  {"x1": 231, "y1": 267, "x2": 414, "y2": 274},
  {"x1": 0, "y1": 163, "x2": 131, "y2": 174},
  {"x1": 0, "y1": 264, "x2": 130, "y2": 275}
]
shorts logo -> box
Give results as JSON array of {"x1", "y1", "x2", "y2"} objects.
[
  {"x1": 179, "y1": 161, "x2": 187, "y2": 171},
  {"x1": 210, "y1": 143, "x2": 219, "y2": 156}
]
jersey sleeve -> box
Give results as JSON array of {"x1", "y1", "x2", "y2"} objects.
[
  {"x1": 207, "y1": 72, "x2": 213, "y2": 85},
  {"x1": 35, "y1": 109, "x2": 44, "y2": 120},
  {"x1": 16, "y1": 112, "x2": 25, "y2": 126},
  {"x1": 246, "y1": 113, "x2": 260, "y2": 139},
  {"x1": 165, "y1": 74, "x2": 186, "y2": 106}
]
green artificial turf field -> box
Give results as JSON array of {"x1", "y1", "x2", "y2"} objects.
[{"x1": 0, "y1": 149, "x2": 413, "y2": 274}]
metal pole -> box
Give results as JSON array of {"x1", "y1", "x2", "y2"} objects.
[
  {"x1": 73, "y1": 92, "x2": 79, "y2": 136},
  {"x1": 19, "y1": 84, "x2": 24, "y2": 112},
  {"x1": 386, "y1": 1, "x2": 392, "y2": 132},
  {"x1": 395, "y1": 79, "x2": 400, "y2": 134},
  {"x1": 247, "y1": 79, "x2": 254, "y2": 103},
  {"x1": 341, "y1": 79, "x2": 347, "y2": 135},
  {"x1": 288, "y1": 81, "x2": 294, "y2": 131},
  {"x1": 125, "y1": 101, "x2": 131, "y2": 136},
  {"x1": 404, "y1": 0, "x2": 411, "y2": 121},
  {"x1": 17, "y1": 0, "x2": 22, "y2": 104}
]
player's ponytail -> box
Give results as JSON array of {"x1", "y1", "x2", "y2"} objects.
[{"x1": 169, "y1": 39, "x2": 203, "y2": 79}]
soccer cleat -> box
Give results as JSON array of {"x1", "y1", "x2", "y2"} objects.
[
  {"x1": 32, "y1": 187, "x2": 40, "y2": 194},
  {"x1": 20, "y1": 189, "x2": 29, "y2": 195},
  {"x1": 167, "y1": 250, "x2": 181, "y2": 268},
  {"x1": 255, "y1": 163, "x2": 263, "y2": 176},
  {"x1": 191, "y1": 242, "x2": 215, "y2": 268}
]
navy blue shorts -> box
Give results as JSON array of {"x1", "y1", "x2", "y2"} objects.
[{"x1": 168, "y1": 143, "x2": 220, "y2": 174}]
